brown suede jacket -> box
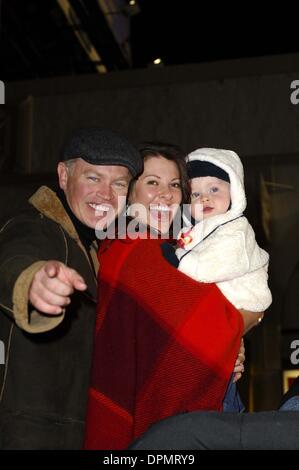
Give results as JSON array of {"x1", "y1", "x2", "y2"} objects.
[{"x1": 0, "y1": 186, "x2": 98, "y2": 449}]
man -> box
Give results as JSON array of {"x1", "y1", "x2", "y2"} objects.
[{"x1": 0, "y1": 127, "x2": 142, "y2": 449}]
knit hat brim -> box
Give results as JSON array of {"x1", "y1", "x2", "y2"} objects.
[{"x1": 187, "y1": 160, "x2": 230, "y2": 183}]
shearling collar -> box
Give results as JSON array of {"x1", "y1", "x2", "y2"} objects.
[
  {"x1": 29, "y1": 186, "x2": 80, "y2": 242},
  {"x1": 29, "y1": 186, "x2": 99, "y2": 276}
]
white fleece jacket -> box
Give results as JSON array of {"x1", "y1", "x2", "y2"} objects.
[{"x1": 176, "y1": 148, "x2": 272, "y2": 312}]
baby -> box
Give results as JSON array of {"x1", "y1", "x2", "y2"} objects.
[
  {"x1": 176, "y1": 148, "x2": 272, "y2": 314},
  {"x1": 175, "y1": 148, "x2": 272, "y2": 412}
]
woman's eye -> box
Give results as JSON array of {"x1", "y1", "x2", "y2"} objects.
[
  {"x1": 147, "y1": 180, "x2": 158, "y2": 186},
  {"x1": 172, "y1": 182, "x2": 181, "y2": 189}
]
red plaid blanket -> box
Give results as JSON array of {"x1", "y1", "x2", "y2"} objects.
[{"x1": 84, "y1": 236, "x2": 243, "y2": 450}]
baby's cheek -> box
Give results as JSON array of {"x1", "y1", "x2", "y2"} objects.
[{"x1": 191, "y1": 201, "x2": 203, "y2": 221}]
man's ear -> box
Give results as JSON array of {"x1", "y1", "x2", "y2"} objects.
[{"x1": 57, "y1": 162, "x2": 68, "y2": 190}]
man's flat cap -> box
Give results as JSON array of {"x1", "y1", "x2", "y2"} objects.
[{"x1": 62, "y1": 127, "x2": 143, "y2": 177}]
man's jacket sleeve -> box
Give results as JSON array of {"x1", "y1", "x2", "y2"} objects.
[{"x1": 0, "y1": 213, "x2": 67, "y2": 333}]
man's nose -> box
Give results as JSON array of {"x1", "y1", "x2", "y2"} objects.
[
  {"x1": 96, "y1": 183, "x2": 113, "y2": 200},
  {"x1": 159, "y1": 185, "x2": 173, "y2": 201}
]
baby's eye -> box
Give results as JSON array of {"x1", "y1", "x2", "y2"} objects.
[
  {"x1": 191, "y1": 192, "x2": 200, "y2": 200},
  {"x1": 210, "y1": 187, "x2": 219, "y2": 193}
]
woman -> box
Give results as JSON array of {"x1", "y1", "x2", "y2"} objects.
[
  {"x1": 127, "y1": 142, "x2": 189, "y2": 237},
  {"x1": 84, "y1": 143, "x2": 250, "y2": 450}
]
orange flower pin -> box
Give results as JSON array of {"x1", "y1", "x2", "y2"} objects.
[{"x1": 177, "y1": 228, "x2": 193, "y2": 248}]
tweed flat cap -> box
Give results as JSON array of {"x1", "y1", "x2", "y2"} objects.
[{"x1": 62, "y1": 127, "x2": 143, "y2": 177}]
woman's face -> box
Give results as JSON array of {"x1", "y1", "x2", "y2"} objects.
[{"x1": 129, "y1": 155, "x2": 182, "y2": 233}]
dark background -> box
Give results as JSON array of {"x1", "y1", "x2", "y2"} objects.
[{"x1": 1, "y1": 0, "x2": 298, "y2": 81}]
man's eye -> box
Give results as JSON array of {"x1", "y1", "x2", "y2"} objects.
[
  {"x1": 87, "y1": 176, "x2": 98, "y2": 182},
  {"x1": 114, "y1": 182, "x2": 127, "y2": 188}
]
